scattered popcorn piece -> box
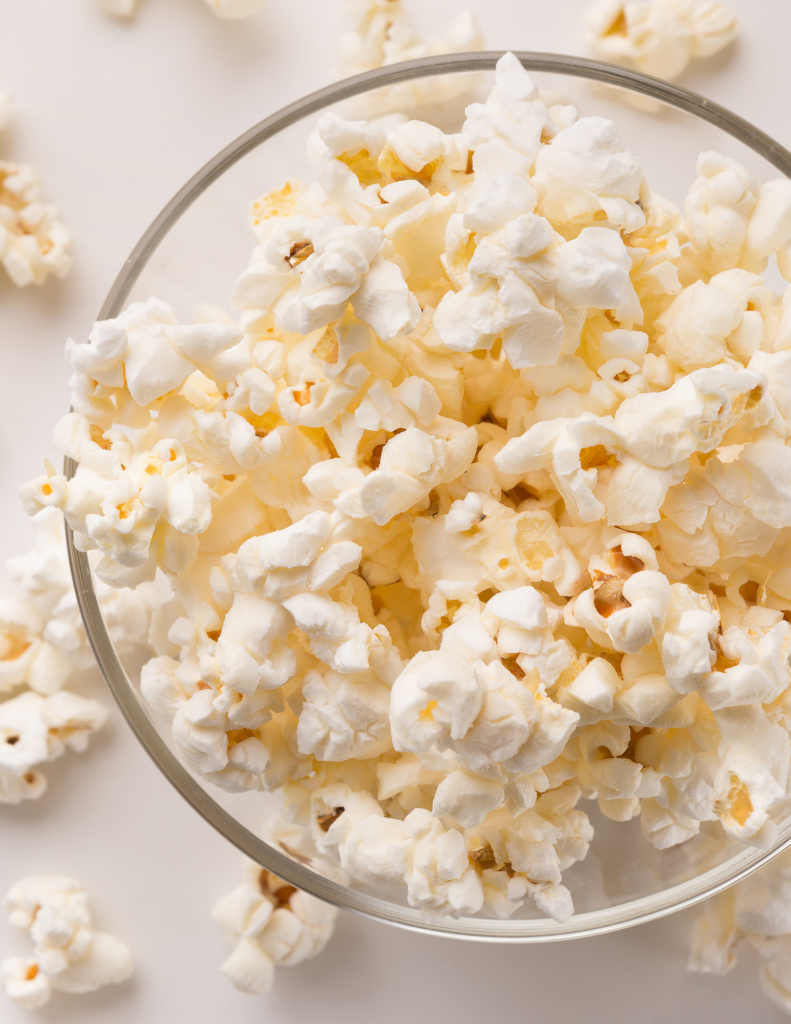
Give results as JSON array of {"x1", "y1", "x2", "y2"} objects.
[
  {"x1": 0, "y1": 691, "x2": 107, "y2": 804},
  {"x1": 0, "y1": 162, "x2": 72, "y2": 287},
  {"x1": 336, "y1": 0, "x2": 484, "y2": 116},
  {"x1": 0, "y1": 877, "x2": 132, "y2": 1009},
  {"x1": 587, "y1": 0, "x2": 739, "y2": 82},
  {"x1": 213, "y1": 860, "x2": 336, "y2": 994}
]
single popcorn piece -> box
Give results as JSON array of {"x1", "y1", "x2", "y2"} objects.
[
  {"x1": 41, "y1": 51, "x2": 791, "y2": 933},
  {"x1": 0, "y1": 877, "x2": 132, "y2": 1009},
  {"x1": 0, "y1": 691, "x2": 107, "y2": 804},
  {"x1": 335, "y1": 0, "x2": 484, "y2": 116},
  {"x1": 587, "y1": 0, "x2": 739, "y2": 81},
  {"x1": 0, "y1": 161, "x2": 72, "y2": 288},
  {"x1": 213, "y1": 860, "x2": 336, "y2": 994}
]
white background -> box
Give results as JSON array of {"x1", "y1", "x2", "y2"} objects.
[{"x1": 0, "y1": 0, "x2": 789, "y2": 1020}]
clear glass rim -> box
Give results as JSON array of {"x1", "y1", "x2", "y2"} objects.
[{"x1": 64, "y1": 52, "x2": 791, "y2": 942}]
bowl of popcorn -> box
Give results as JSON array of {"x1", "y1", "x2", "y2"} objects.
[{"x1": 28, "y1": 50, "x2": 791, "y2": 941}]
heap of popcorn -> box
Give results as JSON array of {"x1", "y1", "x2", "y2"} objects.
[{"x1": 19, "y1": 51, "x2": 791, "y2": 927}]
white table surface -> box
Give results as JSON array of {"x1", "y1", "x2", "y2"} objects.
[{"x1": 1, "y1": 0, "x2": 789, "y2": 1020}]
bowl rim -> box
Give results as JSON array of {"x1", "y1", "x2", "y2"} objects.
[{"x1": 66, "y1": 51, "x2": 791, "y2": 942}]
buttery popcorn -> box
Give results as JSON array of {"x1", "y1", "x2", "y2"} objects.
[
  {"x1": 0, "y1": 877, "x2": 132, "y2": 1010},
  {"x1": 40, "y1": 52, "x2": 791, "y2": 927},
  {"x1": 587, "y1": 0, "x2": 739, "y2": 82}
]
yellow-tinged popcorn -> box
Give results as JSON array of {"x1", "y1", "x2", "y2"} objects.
[{"x1": 36, "y1": 53, "x2": 791, "y2": 934}]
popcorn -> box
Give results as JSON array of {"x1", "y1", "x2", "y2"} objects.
[
  {"x1": 43, "y1": 51, "x2": 791, "y2": 931},
  {"x1": 677, "y1": 153, "x2": 791, "y2": 292},
  {"x1": 0, "y1": 597, "x2": 72, "y2": 696},
  {"x1": 711, "y1": 705, "x2": 789, "y2": 843},
  {"x1": 213, "y1": 861, "x2": 336, "y2": 995},
  {"x1": 0, "y1": 877, "x2": 132, "y2": 1009},
  {"x1": 0, "y1": 691, "x2": 107, "y2": 805},
  {"x1": 233, "y1": 215, "x2": 420, "y2": 343},
  {"x1": 655, "y1": 270, "x2": 769, "y2": 370},
  {"x1": 690, "y1": 851, "x2": 791, "y2": 1015},
  {"x1": 532, "y1": 116, "x2": 644, "y2": 233},
  {"x1": 587, "y1": 1, "x2": 739, "y2": 82},
  {"x1": 339, "y1": 805, "x2": 484, "y2": 919},
  {"x1": 0, "y1": 161, "x2": 72, "y2": 288},
  {"x1": 297, "y1": 666, "x2": 391, "y2": 760},
  {"x1": 335, "y1": 1, "x2": 484, "y2": 116},
  {"x1": 63, "y1": 298, "x2": 242, "y2": 406}
]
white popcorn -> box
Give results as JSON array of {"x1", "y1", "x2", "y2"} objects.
[
  {"x1": 0, "y1": 597, "x2": 72, "y2": 696},
  {"x1": 297, "y1": 666, "x2": 391, "y2": 761},
  {"x1": 213, "y1": 861, "x2": 336, "y2": 995},
  {"x1": 310, "y1": 783, "x2": 384, "y2": 862},
  {"x1": 21, "y1": 435, "x2": 216, "y2": 586},
  {"x1": 334, "y1": 425, "x2": 477, "y2": 526},
  {"x1": 6, "y1": 507, "x2": 160, "y2": 671},
  {"x1": 0, "y1": 691, "x2": 107, "y2": 805},
  {"x1": 390, "y1": 649, "x2": 575, "y2": 777},
  {"x1": 532, "y1": 116, "x2": 644, "y2": 233},
  {"x1": 660, "y1": 583, "x2": 718, "y2": 693},
  {"x1": 63, "y1": 298, "x2": 242, "y2": 406},
  {"x1": 676, "y1": 152, "x2": 791, "y2": 289},
  {"x1": 1, "y1": 877, "x2": 132, "y2": 1009},
  {"x1": 336, "y1": 1, "x2": 484, "y2": 116},
  {"x1": 654, "y1": 269, "x2": 771, "y2": 371},
  {"x1": 587, "y1": 1, "x2": 739, "y2": 82},
  {"x1": 712, "y1": 705, "x2": 789, "y2": 842},
  {"x1": 233, "y1": 215, "x2": 420, "y2": 343},
  {"x1": 699, "y1": 623, "x2": 791, "y2": 710},
  {"x1": 395, "y1": 808, "x2": 483, "y2": 920},
  {"x1": 0, "y1": 161, "x2": 72, "y2": 288}
]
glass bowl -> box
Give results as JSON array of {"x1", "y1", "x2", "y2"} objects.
[{"x1": 65, "y1": 52, "x2": 791, "y2": 941}]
